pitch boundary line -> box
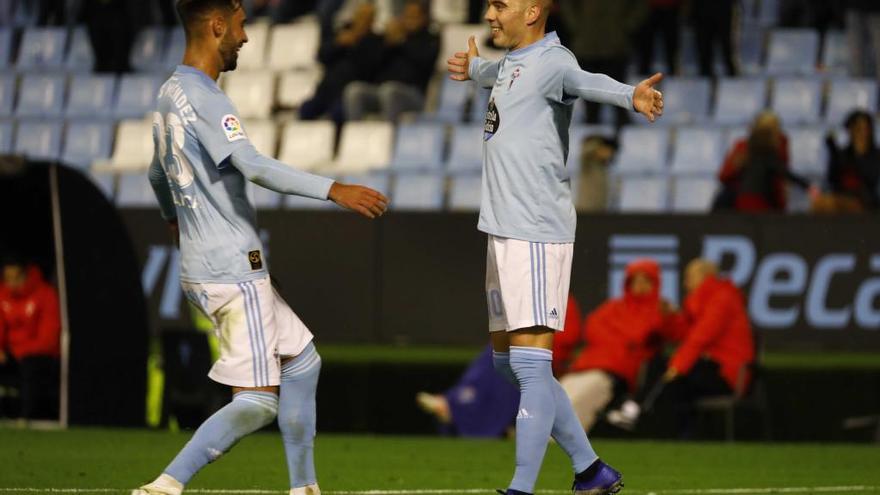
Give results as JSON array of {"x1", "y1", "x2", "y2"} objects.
[{"x1": 0, "y1": 487, "x2": 876, "y2": 495}]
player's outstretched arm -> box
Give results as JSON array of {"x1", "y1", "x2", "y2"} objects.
[
  {"x1": 447, "y1": 36, "x2": 499, "y2": 87},
  {"x1": 633, "y1": 72, "x2": 664, "y2": 123},
  {"x1": 328, "y1": 182, "x2": 389, "y2": 219}
]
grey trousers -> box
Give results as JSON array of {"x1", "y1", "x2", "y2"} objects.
[{"x1": 343, "y1": 81, "x2": 425, "y2": 122}]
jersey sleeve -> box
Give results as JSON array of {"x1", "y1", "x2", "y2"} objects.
[
  {"x1": 191, "y1": 89, "x2": 251, "y2": 166},
  {"x1": 468, "y1": 56, "x2": 500, "y2": 88},
  {"x1": 540, "y1": 47, "x2": 635, "y2": 110}
]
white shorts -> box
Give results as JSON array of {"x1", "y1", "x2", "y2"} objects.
[
  {"x1": 181, "y1": 276, "x2": 314, "y2": 388},
  {"x1": 485, "y1": 235, "x2": 573, "y2": 332}
]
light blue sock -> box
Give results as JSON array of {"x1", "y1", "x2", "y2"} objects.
[
  {"x1": 279, "y1": 342, "x2": 322, "y2": 489},
  {"x1": 550, "y1": 377, "x2": 598, "y2": 473},
  {"x1": 492, "y1": 351, "x2": 518, "y2": 386},
  {"x1": 509, "y1": 346, "x2": 556, "y2": 494},
  {"x1": 164, "y1": 391, "x2": 278, "y2": 484}
]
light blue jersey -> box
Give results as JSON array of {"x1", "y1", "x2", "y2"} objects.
[
  {"x1": 150, "y1": 65, "x2": 333, "y2": 283},
  {"x1": 468, "y1": 32, "x2": 635, "y2": 243}
]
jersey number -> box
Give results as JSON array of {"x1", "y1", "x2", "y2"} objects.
[{"x1": 153, "y1": 112, "x2": 198, "y2": 208}]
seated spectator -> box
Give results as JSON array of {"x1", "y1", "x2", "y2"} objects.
[
  {"x1": 575, "y1": 134, "x2": 618, "y2": 212},
  {"x1": 343, "y1": 0, "x2": 439, "y2": 122},
  {"x1": 814, "y1": 110, "x2": 880, "y2": 212},
  {"x1": 662, "y1": 259, "x2": 755, "y2": 439},
  {"x1": 0, "y1": 257, "x2": 61, "y2": 420},
  {"x1": 554, "y1": 259, "x2": 678, "y2": 432},
  {"x1": 715, "y1": 111, "x2": 816, "y2": 212}
]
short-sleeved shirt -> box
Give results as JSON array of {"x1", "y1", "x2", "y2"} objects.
[{"x1": 153, "y1": 65, "x2": 266, "y2": 283}]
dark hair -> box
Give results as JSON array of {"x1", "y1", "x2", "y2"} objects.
[
  {"x1": 844, "y1": 109, "x2": 876, "y2": 150},
  {"x1": 176, "y1": 0, "x2": 242, "y2": 33}
]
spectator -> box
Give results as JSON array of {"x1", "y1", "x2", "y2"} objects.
[
  {"x1": 575, "y1": 134, "x2": 618, "y2": 212},
  {"x1": 846, "y1": 0, "x2": 880, "y2": 78},
  {"x1": 343, "y1": 0, "x2": 440, "y2": 122},
  {"x1": 415, "y1": 344, "x2": 520, "y2": 438},
  {"x1": 554, "y1": 260, "x2": 678, "y2": 432},
  {"x1": 300, "y1": 2, "x2": 384, "y2": 121},
  {"x1": 559, "y1": 0, "x2": 648, "y2": 127},
  {"x1": 690, "y1": 0, "x2": 736, "y2": 77},
  {"x1": 662, "y1": 259, "x2": 755, "y2": 439},
  {"x1": 716, "y1": 111, "x2": 815, "y2": 212},
  {"x1": 815, "y1": 110, "x2": 880, "y2": 212},
  {"x1": 79, "y1": 0, "x2": 140, "y2": 73},
  {"x1": 637, "y1": 0, "x2": 682, "y2": 76},
  {"x1": 0, "y1": 257, "x2": 61, "y2": 420}
]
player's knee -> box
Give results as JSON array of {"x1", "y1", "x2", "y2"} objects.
[{"x1": 232, "y1": 391, "x2": 279, "y2": 429}]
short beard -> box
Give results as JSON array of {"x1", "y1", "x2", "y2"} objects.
[{"x1": 219, "y1": 36, "x2": 239, "y2": 72}]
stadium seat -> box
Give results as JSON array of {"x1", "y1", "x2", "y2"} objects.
[
  {"x1": 13, "y1": 120, "x2": 62, "y2": 162},
  {"x1": 0, "y1": 27, "x2": 11, "y2": 68},
  {"x1": 787, "y1": 126, "x2": 827, "y2": 176},
  {"x1": 277, "y1": 70, "x2": 321, "y2": 109},
  {"x1": 116, "y1": 172, "x2": 157, "y2": 207},
  {"x1": 16, "y1": 73, "x2": 66, "y2": 118},
  {"x1": 431, "y1": 0, "x2": 467, "y2": 24},
  {"x1": 771, "y1": 78, "x2": 822, "y2": 125},
  {"x1": 655, "y1": 78, "x2": 711, "y2": 126},
  {"x1": 61, "y1": 120, "x2": 114, "y2": 169},
  {"x1": 826, "y1": 79, "x2": 878, "y2": 125},
  {"x1": 766, "y1": 29, "x2": 819, "y2": 75},
  {"x1": 267, "y1": 22, "x2": 320, "y2": 70},
  {"x1": 448, "y1": 174, "x2": 482, "y2": 211},
  {"x1": 672, "y1": 176, "x2": 718, "y2": 212},
  {"x1": 17, "y1": 27, "x2": 67, "y2": 70},
  {"x1": 618, "y1": 176, "x2": 669, "y2": 212},
  {"x1": 470, "y1": 86, "x2": 490, "y2": 123},
  {"x1": 87, "y1": 171, "x2": 116, "y2": 200},
  {"x1": 821, "y1": 30, "x2": 849, "y2": 76},
  {"x1": 670, "y1": 127, "x2": 724, "y2": 175},
  {"x1": 739, "y1": 24, "x2": 767, "y2": 76},
  {"x1": 613, "y1": 126, "x2": 670, "y2": 173},
  {"x1": 713, "y1": 78, "x2": 767, "y2": 125},
  {"x1": 67, "y1": 74, "x2": 117, "y2": 118},
  {"x1": 0, "y1": 120, "x2": 12, "y2": 153},
  {"x1": 65, "y1": 26, "x2": 94, "y2": 72},
  {"x1": 237, "y1": 21, "x2": 269, "y2": 70},
  {"x1": 242, "y1": 119, "x2": 277, "y2": 157},
  {"x1": 333, "y1": 121, "x2": 394, "y2": 173},
  {"x1": 723, "y1": 126, "x2": 749, "y2": 151},
  {"x1": 433, "y1": 77, "x2": 470, "y2": 123},
  {"x1": 446, "y1": 124, "x2": 483, "y2": 172},
  {"x1": 163, "y1": 28, "x2": 185, "y2": 71},
  {"x1": 391, "y1": 173, "x2": 445, "y2": 211},
  {"x1": 223, "y1": 71, "x2": 275, "y2": 119},
  {"x1": 129, "y1": 27, "x2": 167, "y2": 72},
  {"x1": 438, "y1": 24, "x2": 493, "y2": 72},
  {"x1": 277, "y1": 120, "x2": 335, "y2": 171},
  {"x1": 114, "y1": 74, "x2": 164, "y2": 119},
  {"x1": 101, "y1": 119, "x2": 154, "y2": 171},
  {"x1": 0, "y1": 74, "x2": 13, "y2": 117},
  {"x1": 389, "y1": 123, "x2": 445, "y2": 170}
]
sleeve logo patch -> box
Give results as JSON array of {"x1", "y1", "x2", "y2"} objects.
[{"x1": 221, "y1": 114, "x2": 246, "y2": 142}]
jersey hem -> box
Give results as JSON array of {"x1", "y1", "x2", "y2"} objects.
[
  {"x1": 179, "y1": 271, "x2": 269, "y2": 285},
  {"x1": 479, "y1": 226, "x2": 575, "y2": 244}
]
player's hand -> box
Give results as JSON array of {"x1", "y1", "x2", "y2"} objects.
[
  {"x1": 448, "y1": 36, "x2": 479, "y2": 81},
  {"x1": 662, "y1": 366, "x2": 679, "y2": 383},
  {"x1": 168, "y1": 219, "x2": 180, "y2": 248},
  {"x1": 633, "y1": 72, "x2": 664, "y2": 123},
  {"x1": 329, "y1": 182, "x2": 389, "y2": 219}
]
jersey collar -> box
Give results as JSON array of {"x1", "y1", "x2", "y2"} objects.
[
  {"x1": 176, "y1": 64, "x2": 219, "y2": 87},
  {"x1": 506, "y1": 31, "x2": 560, "y2": 60}
]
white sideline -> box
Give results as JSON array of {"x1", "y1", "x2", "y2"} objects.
[{"x1": 0, "y1": 487, "x2": 876, "y2": 495}]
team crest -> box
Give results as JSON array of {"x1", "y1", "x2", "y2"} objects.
[
  {"x1": 509, "y1": 67, "x2": 522, "y2": 89},
  {"x1": 221, "y1": 114, "x2": 246, "y2": 142}
]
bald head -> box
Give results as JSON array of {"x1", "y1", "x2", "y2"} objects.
[
  {"x1": 684, "y1": 259, "x2": 718, "y2": 293},
  {"x1": 485, "y1": 0, "x2": 550, "y2": 49}
]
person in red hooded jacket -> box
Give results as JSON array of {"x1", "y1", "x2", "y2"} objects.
[
  {"x1": 554, "y1": 259, "x2": 679, "y2": 432},
  {"x1": 662, "y1": 258, "x2": 754, "y2": 438},
  {"x1": 0, "y1": 258, "x2": 61, "y2": 419}
]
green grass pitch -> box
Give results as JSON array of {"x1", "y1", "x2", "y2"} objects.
[{"x1": 1, "y1": 428, "x2": 879, "y2": 494}]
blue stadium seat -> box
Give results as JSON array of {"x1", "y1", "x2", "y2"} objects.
[
  {"x1": 0, "y1": 27, "x2": 13, "y2": 68},
  {"x1": 723, "y1": 126, "x2": 749, "y2": 152},
  {"x1": 614, "y1": 126, "x2": 670, "y2": 173},
  {"x1": 433, "y1": 78, "x2": 470, "y2": 123},
  {"x1": 115, "y1": 74, "x2": 163, "y2": 119},
  {"x1": 448, "y1": 174, "x2": 482, "y2": 211},
  {"x1": 87, "y1": 171, "x2": 116, "y2": 200},
  {"x1": 787, "y1": 127, "x2": 827, "y2": 176},
  {"x1": 713, "y1": 78, "x2": 767, "y2": 125},
  {"x1": 618, "y1": 176, "x2": 669, "y2": 212},
  {"x1": 65, "y1": 27, "x2": 94, "y2": 72},
  {"x1": 821, "y1": 30, "x2": 849, "y2": 76},
  {"x1": 766, "y1": 29, "x2": 820, "y2": 75},
  {"x1": 0, "y1": 73, "x2": 15, "y2": 117},
  {"x1": 470, "y1": 87, "x2": 490, "y2": 123},
  {"x1": 446, "y1": 125, "x2": 483, "y2": 172},
  {"x1": 116, "y1": 173, "x2": 157, "y2": 207},
  {"x1": 390, "y1": 123, "x2": 445, "y2": 170},
  {"x1": 61, "y1": 120, "x2": 114, "y2": 169},
  {"x1": 670, "y1": 127, "x2": 724, "y2": 175},
  {"x1": 130, "y1": 27, "x2": 168, "y2": 72},
  {"x1": 771, "y1": 78, "x2": 822, "y2": 125},
  {"x1": 391, "y1": 173, "x2": 445, "y2": 210},
  {"x1": 13, "y1": 120, "x2": 63, "y2": 161},
  {"x1": 67, "y1": 74, "x2": 117, "y2": 118},
  {"x1": 163, "y1": 28, "x2": 185, "y2": 70},
  {"x1": 0, "y1": 120, "x2": 12, "y2": 153},
  {"x1": 672, "y1": 177, "x2": 718, "y2": 212},
  {"x1": 16, "y1": 27, "x2": 68, "y2": 70},
  {"x1": 655, "y1": 78, "x2": 711, "y2": 126},
  {"x1": 16, "y1": 73, "x2": 66, "y2": 117},
  {"x1": 739, "y1": 24, "x2": 766, "y2": 76},
  {"x1": 826, "y1": 79, "x2": 878, "y2": 125}
]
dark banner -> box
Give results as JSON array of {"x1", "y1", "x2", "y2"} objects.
[{"x1": 121, "y1": 210, "x2": 880, "y2": 350}]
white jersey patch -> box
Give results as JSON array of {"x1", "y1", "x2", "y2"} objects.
[{"x1": 221, "y1": 114, "x2": 246, "y2": 142}]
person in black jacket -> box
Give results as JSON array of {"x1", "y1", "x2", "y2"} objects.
[
  {"x1": 820, "y1": 110, "x2": 880, "y2": 212},
  {"x1": 846, "y1": 0, "x2": 880, "y2": 77},
  {"x1": 342, "y1": 0, "x2": 439, "y2": 122},
  {"x1": 690, "y1": 0, "x2": 736, "y2": 77}
]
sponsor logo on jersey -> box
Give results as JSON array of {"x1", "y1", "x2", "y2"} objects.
[
  {"x1": 484, "y1": 97, "x2": 500, "y2": 141},
  {"x1": 222, "y1": 114, "x2": 246, "y2": 142}
]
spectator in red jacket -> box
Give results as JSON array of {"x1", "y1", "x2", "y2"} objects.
[
  {"x1": 0, "y1": 258, "x2": 61, "y2": 419},
  {"x1": 554, "y1": 259, "x2": 679, "y2": 432},
  {"x1": 662, "y1": 258, "x2": 755, "y2": 438}
]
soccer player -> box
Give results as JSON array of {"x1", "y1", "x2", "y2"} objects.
[
  {"x1": 133, "y1": 1, "x2": 388, "y2": 495},
  {"x1": 447, "y1": 1, "x2": 663, "y2": 494}
]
